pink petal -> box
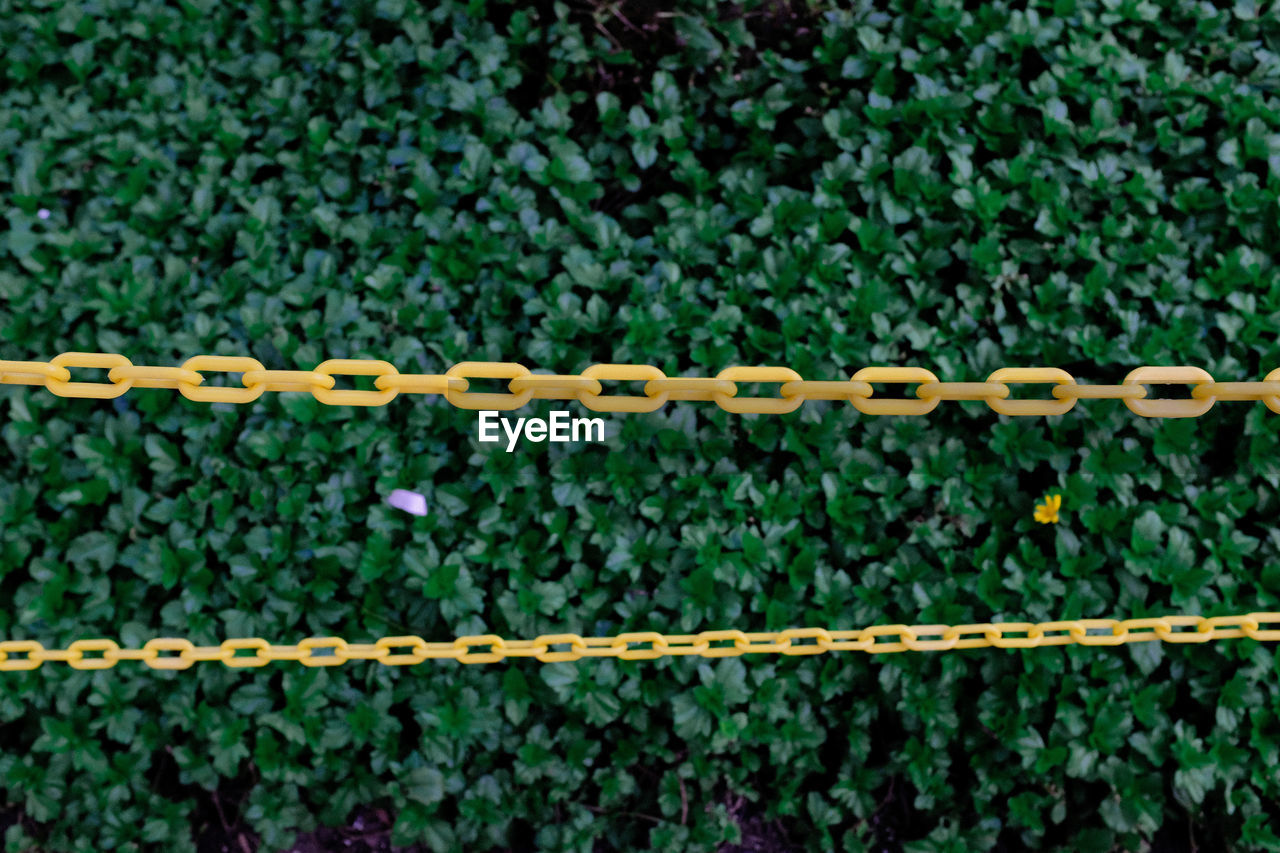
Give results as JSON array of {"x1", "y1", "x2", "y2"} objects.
[{"x1": 387, "y1": 489, "x2": 427, "y2": 516}]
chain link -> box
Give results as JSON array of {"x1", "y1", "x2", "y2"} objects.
[
  {"x1": 3, "y1": 614, "x2": 1277, "y2": 671},
  {"x1": 5, "y1": 355, "x2": 1280, "y2": 416}
]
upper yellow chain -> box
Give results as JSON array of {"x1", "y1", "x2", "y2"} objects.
[
  {"x1": 3, "y1": 354, "x2": 1279, "y2": 416},
  {"x1": 4, "y1": 613, "x2": 1278, "y2": 671}
]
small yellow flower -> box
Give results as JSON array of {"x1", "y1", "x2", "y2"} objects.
[{"x1": 1034, "y1": 493, "x2": 1062, "y2": 524}]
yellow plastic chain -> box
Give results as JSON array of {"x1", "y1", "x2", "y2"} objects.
[
  {"x1": 3, "y1": 355, "x2": 1279, "y2": 416},
  {"x1": 3, "y1": 614, "x2": 1277, "y2": 671}
]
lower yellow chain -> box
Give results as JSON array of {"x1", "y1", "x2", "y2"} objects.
[{"x1": 4, "y1": 613, "x2": 1278, "y2": 671}]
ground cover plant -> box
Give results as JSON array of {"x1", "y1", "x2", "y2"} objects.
[{"x1": 3, "y1": 0, "x2": 1280, "y2": 850}]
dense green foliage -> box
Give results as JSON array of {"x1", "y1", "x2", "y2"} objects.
[{"x1": 4, "y1": 0, "x2": 1280, "y2": 850}]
